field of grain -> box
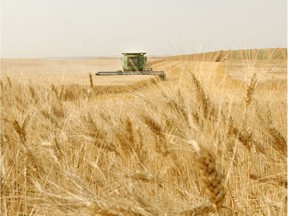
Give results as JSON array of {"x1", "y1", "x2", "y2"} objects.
[{"x1": 1, "y1": 49, "x2": 287, "y2": 215}]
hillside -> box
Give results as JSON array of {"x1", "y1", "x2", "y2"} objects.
[{"x1": 165, "y1": 48, "x2": 287, "y2": 61}]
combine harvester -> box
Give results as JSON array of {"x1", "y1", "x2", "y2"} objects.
[{"x1": 95, "y1": 52, "x2": 166, "y2": 80}]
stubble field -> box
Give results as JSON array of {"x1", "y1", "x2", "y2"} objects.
[{"x1": 1, "y1": 48, "x2": 287, "y2": 215}]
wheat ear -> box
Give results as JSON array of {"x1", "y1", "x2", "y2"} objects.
[
  {"x1": 190, "y1": 73, "x2": 216, "y2": 121},
  {"x1": 245, "y1": 73, "x2": 257, "y2": 107},
  {"x1": 88, "y1": 72, "x2": 94, "y2": 88},
  {"x1": 190, "y1": 140, "x2": 226, "y2": 213}
]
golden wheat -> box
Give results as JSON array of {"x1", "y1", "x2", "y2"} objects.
[{"x1": 0, "y1": 52, "x2": 286, "y2": 215}]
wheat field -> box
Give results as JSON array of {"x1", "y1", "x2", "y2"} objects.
[{"x1": 1, "y1": 48, "x2": 287, "y2": 215}]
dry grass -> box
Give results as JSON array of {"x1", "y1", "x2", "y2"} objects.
[{"x1": 0, "y1": 49, "x2": 287, "y2": 215}]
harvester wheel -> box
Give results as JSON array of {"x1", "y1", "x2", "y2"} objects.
[{"x1": 159, "y1": 74, "x2": 166, "y2": 81}]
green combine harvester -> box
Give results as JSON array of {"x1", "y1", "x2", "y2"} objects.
[{"x1": 95, "y1": 52, "x2": 166, "y2": 80}]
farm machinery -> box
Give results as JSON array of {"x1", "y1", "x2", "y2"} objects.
[{"x1": 95, "y1": 52, "x2": 166, "y2": 80}]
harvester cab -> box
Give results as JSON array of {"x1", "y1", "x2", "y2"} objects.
[{"x1": 95, "y1": 52, "x2": 166, "y2": 80}]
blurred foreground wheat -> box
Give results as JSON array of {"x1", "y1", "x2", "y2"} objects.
[{"x1": 1, "y1": 60, "x2": 287, "y2": 215}]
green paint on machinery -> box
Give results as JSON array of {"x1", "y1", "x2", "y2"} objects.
[
  {"x1": 122, "y1": 52, "x2": 147, "y2": 71},
  {"x1": 95, "y1": 52, "x2": 166, "y2": 80}
]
